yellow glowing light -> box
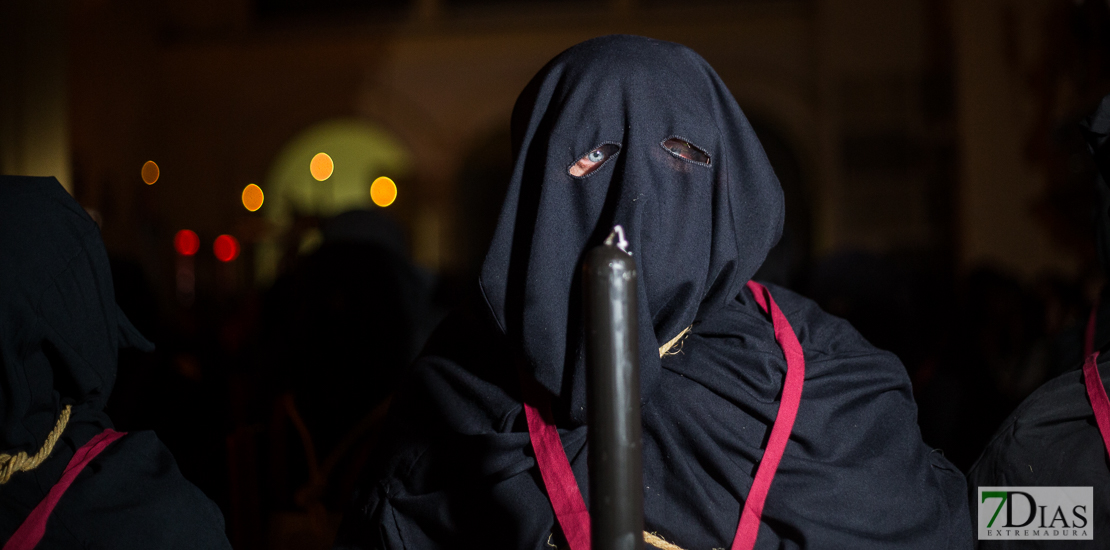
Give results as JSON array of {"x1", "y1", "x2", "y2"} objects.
[
  {"x1": 142, "y1": 161, "x2": 159, "y2": 185},
  {"x1": 370, "y1": 176, "x2": 397, "y2": 207},
  {"x1": 310, "y1": 152, "x2": 334, "y2": 181},
  {"x1": 241, "y1": 183, "x2": 264, "y2": 212}
]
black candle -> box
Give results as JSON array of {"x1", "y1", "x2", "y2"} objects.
[{"x1": 583, "y1": 225, "x2": 644, "y2": 550}]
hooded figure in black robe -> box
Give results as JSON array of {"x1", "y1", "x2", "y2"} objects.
[
  {"x1": 965, "y1": 95, "x2": 1110, "y2": 548},
  {"x1": 0, "y1": 176, "x2": 231, "y2": 548},
  {"x1": 336, "y1": 35, "x2": 972, "y2": 550}
]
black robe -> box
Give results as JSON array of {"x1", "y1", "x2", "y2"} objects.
[
  {"x1": 963, "y1": 93, "x2": 1110, "y2": 550},
  {"x1": 336, "y1": 35, "x2": 972, "y2": 549},
  {"x1": 0, "y1": 176, "x2": 231, "y2": 548},
  {"x1": 967, "y1": 360, "x2": 1110, "y2": 549}
]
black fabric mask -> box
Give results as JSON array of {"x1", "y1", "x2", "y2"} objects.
[
  {"x1": 0, "y1": 176, "x2": 152, "y2": 454},
  {"x1": 479, "y1": 35, "x2": 784, "y2": 420}
]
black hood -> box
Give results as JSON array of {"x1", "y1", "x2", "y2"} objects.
[
  {"x1": 0, "y1": 176, "x2": 151, "y2": 454},
  {"x1": 479, "y1": 35, "x2": 784, "y2": 417}
]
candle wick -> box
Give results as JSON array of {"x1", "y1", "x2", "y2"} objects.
[{"x1": 604, "y1": 225, "x2": 631, "y2": 255}]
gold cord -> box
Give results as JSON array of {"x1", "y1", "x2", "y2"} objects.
[
  {"x1": 0, "y1": 405, "x2": 72, "y2": 484},
  {"x1": 658, "y1": 326, "x2": 692, "y2": 358},
  {"x1": 644, "y1": 531, "x2": 689, "y2": 550}
]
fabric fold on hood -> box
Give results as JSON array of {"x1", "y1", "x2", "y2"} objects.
[
  {"x1": 0, "y1": 176, "x2": 152, "y2": 455},
  {"x1": 479, "y1": 35, "x2": 784, "y2": 421}
]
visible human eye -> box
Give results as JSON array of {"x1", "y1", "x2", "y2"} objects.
[
  {"x1": 569, "y1": 143, "x2": 621, "y2": 177},
  {"x1": 661, "y1": 137, "x2": 710, "y2": 165}
]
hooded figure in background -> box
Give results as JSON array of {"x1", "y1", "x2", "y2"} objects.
[
  {"x1": 256, "y1": 208, "x2": 434, "y2": 515},
  {"x1": 0, "y1": 176, "x2": 230, "y2": 548},
  {"x1": 337, "y1": 35, "x2": 971, "y2": 549},
  {"x1": 966, "y1": 95, "x2": 1110, "y2": 548}
]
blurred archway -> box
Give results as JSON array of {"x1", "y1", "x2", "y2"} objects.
[{"x1": 257, "y1": 118, "x2": 413, "y2": 286}]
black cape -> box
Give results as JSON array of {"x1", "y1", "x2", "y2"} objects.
[
  {"x1": 967, "y1": 361, "x2": 1110, "y2": 549},
  {"x1": 337, "y1": 35, "x2": 972, "y2": 549},
  {"x1": 963, "y1": 93, "x2": 1110, "y2": 549},
  {"x1": 0, "y1": 176, "x2": 231, "y2": 548}
]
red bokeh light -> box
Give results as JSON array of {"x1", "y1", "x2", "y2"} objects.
[
  {"x1": 174, "y1": 229, "x2": 200, "y2": 256},
  {"x1": 213, "y1": 234, "x2": 240, "y2": 262}
]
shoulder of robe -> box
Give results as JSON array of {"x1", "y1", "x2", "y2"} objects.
[
  {"x1": 49, "y1": 430, "x2": 232, "y2": 549},
  {"x1": 696, "y1": 282, "x2": 882, "y2": 361},
  {"x1": 760, "y1": 283, "x2": 882, "y2": 357},
  {"x1": 969, "y1": 360, "x2": 1110, "y2": 487}
]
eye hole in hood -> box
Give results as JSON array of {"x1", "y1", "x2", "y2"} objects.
[
  {"x1": 568, "y1": 142, "x2": 621, "y2": 178},
  {"x1": 661, "y1": 137, "x2": 710, "y2": 166}
]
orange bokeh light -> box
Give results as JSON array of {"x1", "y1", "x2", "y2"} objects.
[
  {"x1": 174, "y1": 229, "x2": 200, "y2": 256},
  {"x1": 213, "y1": 234, "x2": 240, "y2": 262},
  {"x1": 310, "y1": 152, "x2": 334, "y2": 181},
  {"x1": 370, "y1": 176, "x2": 397, "y2": 207},
  {"x1": 142, "y1": 161, "x2": 160, "y2": 185},
  {"x1": 241, "y1": 183, "x2": 264, "y2": 212}
]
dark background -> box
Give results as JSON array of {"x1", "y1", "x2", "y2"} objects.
[{"x1": 3, "y1": 0, "x2": 1110, "y2": 547}]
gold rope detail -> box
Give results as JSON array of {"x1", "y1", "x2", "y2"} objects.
[
  {"x1": 644, "y1": 531, "x2": 688, "y2": 550},
  {"x1": 0, "y1": 405, "x2": 72, "y2": 484},
  {"x1": 658, "y1": 326, "x2": 692, "y2": 358},
  {"x1": 649, "y1": 332, "x2": 693, "y2": 550}
]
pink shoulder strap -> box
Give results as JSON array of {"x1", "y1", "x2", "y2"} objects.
[
  {"x1": 1083, "y1": 297, "x2": 1110, "y2": 459},
  {"x1": 1083, "y1": 352, "x2": 1110, "y2": 458},
  {"x1": 522, "y1": 281, "x2": 805, "y2": 550},
  {"x1": 3, "y1": 429, "x2": 126, "y2": 550},
  {"x1": 1078, "y1": 300, "x2": 1110, "y2": 457},
  {"x1": 519, "y1": 373, "x2": 592, "y2": 550},
  {"x1": 733, "y1": 281, "x2": 805, "y2": 550}
]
